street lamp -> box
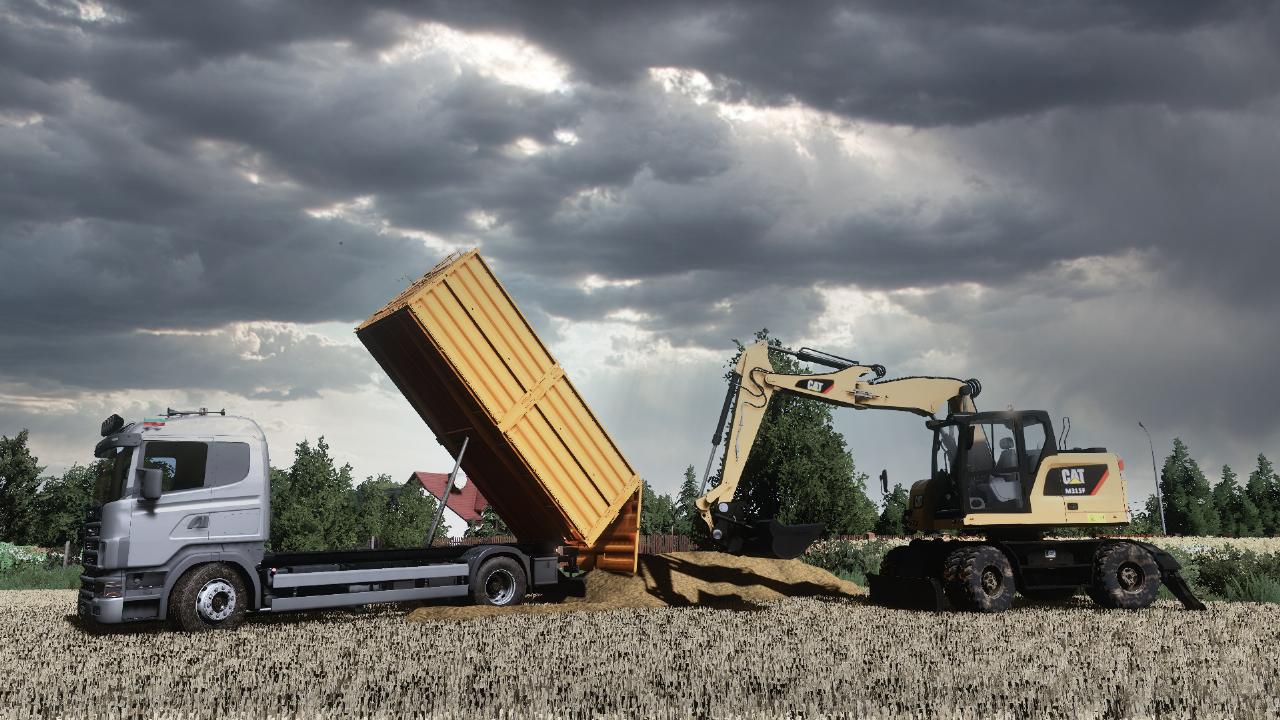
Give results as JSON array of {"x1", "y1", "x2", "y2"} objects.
[{"x1": 1138, "y1": 421, "x2": 1167, "y2": 535}]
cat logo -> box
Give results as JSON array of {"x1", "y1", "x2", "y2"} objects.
[
  {"x1": 1061, "y1": 468, "x2": 1086, "y2": 485},
  {"x1": 1061, "y1": 468, "x2": 1087, "y2": 495},
  {"x1": 797, "y1": 378, "x2": 835, "y2": 394}
]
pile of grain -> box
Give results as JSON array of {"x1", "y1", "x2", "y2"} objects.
[{"x1": 406, "y1": 551, "x2": 862, "y2": 622}]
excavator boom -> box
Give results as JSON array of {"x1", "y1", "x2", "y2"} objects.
[{"x1": 696, "y1": 341, "x2": 980, "y2": 558}]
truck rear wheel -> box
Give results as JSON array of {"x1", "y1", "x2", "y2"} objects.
[
  {"x1": 470, "y1": 556, "x2": 527, "y2": 607},
  {"x1": 168, "y1": 562, "x2": 248, "y2": 632},
  {"x1": 1089, "y1": 542, "x2": 1161, "y2": 609},
  {"x1": 943, "y1": 545, "x2": 1014, "y2": 612}
]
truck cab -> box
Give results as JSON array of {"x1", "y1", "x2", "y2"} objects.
[{"x1": 82, "y1": 411, "x2": 271, "y2": 624}]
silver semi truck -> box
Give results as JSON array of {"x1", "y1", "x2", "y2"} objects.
[{"x1": 79, "y1": 409, "x2": 576, "y2": 631}]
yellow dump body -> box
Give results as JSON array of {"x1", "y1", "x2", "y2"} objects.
[{"x1": 356, "y1": 250, "x2": 641, "y2": 573}]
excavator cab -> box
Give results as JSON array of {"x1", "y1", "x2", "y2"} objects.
[{"x1": 918, "y1": 410, "x2": 1056, "y2": 527}]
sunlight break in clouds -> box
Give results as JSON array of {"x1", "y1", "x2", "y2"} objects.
[{"x1": 380, "y1": 22, "x2": 572, "y2": 94}]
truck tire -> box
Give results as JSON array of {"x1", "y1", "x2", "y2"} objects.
[
  {"x1": 168, "y1": 562, "x2": 248, "y2": 632},
  {"x1": 942, "y1": 545, "x2": 1014, "y2": 612},
  {"x1": 1088, "y1": 542, "x2": 1161, "y2": 609},
  {"x1": 470, "y1": 556, "x2": 527, "y2": 607}
]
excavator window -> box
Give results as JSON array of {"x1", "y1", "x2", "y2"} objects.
[{"x1": 955, "y1": 415, "x2": 1030, "y2": 514}]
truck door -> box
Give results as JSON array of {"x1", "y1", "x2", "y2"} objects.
[{"x1": 128, "y1": 439, "x2": 212, "y2": 567}]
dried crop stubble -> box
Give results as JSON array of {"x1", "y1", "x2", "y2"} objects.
[{"x1": 4, "y1": 590, "x2": 1279, "y2": 719}]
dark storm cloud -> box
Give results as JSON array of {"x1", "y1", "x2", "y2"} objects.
[
  {"x1": 391, "y1": 0, "x2": 1280, "y2": 126},
  {"x1": 1, "y1": 0, "x2": 1278, "y2": 470}
]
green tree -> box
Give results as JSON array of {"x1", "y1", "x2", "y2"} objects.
[
  {"x1": 1211, "y1": 465, "x2": 1257, "y2": 537},
  {"x1": 464, "y1": 506, "x2": 512, "y2": 538},
  {"x1": 640, "y1": 480, "x2": 678, "y2": 534},
  {"x1": 0, "y1": 430, "x2": 44, "y2": 544},
  {"x1": 381, "y1": 481, "x2": 445, "y2": 548},
  {"x1": 874, "y1": 484, "x2": 910, "y2": 536},
  {"x1": 351, "y1": 474, "x2": 396, "y2": 548},
  {"x1": 1245, "y1": 454, "x2": 1278, "y2": 536},
  {"x1": 1127, "y1": 494, "x2": 1164, "y2": 535},
  {"x1": 1159, "y1": 438, "x2": 1219, "y2": 536},
  {"x1": 673, "y1": 465, "x2": 699, "y2": 537},
  {"x1": 32, "y1": 462, "x2": 102, "y2": 547},
  {"x1": 269, "y1": 437, "x2": 359, "y2": 552},
  {"x1": 724, "y1": 330, "x2": 878, "y2": 537}
]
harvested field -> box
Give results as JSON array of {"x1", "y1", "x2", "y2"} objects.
[
  {"x1": 5, "y1": 585, "x2": 1280, "y2": 718},
  {"x1": 407, "y1": 551, "x2": 864, "y2": 621}
]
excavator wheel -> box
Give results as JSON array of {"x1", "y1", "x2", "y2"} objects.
[
  {"x1": 1088, "y1": 542, "x2": 1161, "y2": 610},
  {"x1": 943, "y1": 545, "x2": 1015, "y2": 613}
]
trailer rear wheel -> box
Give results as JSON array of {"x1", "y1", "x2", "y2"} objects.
[
  {"x1": 943, "y1": 545, "x2": 1014, "y2": 612},
  {"x1": 1089, "y1": 542, "x2": 1160, "y2": 609},
  {"x1": 471, "y1": 556, "x2": 527, "y2": 607},
  {"x1": 168, "y1": 562, "x2": 247, "y2": 632}
]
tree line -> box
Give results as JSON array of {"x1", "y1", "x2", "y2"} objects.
[
  {"x1": 1128, "y1": 437, "x2": 1280, "y2": 537},
  {"x1": 0, "y1": 432, "x2": 510, "y2": 552},
  {"x1": 2, "y1": 333, "x2": 1277, "y2": 548}
]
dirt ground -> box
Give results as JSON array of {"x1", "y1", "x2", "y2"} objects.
[
  {"x1": 406, "y1": 551, "x2": 864, "y2": 621},
  {"x1": 5, "y1": 553, "x2": 1279, "y2": 719}
]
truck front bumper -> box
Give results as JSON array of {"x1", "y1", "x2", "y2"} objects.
[{"x1": 78, "y1": 573, "x2": 125, "y2": 624}]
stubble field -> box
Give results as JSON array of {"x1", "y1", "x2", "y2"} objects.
[{"x1": 3, "y1": 586, "x2": 1279, "y2": 720}]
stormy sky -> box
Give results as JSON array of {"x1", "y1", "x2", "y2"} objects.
[{"x1": 3, "y1": 0, "x2": 1278, "y2": 510}]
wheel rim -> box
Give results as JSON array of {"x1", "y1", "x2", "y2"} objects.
[
  {"x1": 981, "y1": 566, "x2": 1003, "y2": 596},
  {"x1": 1116, "y1": 562, "x2": 1144, "y2": 592},
  {"x1": 485, "y1": 569, "x2": 516, "y2": 605},
  {"x1": 196, "y1": 579, "x2": 236, "y2": 622}
]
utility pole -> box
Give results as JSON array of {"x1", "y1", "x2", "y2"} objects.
[{"x1": 1138, "y1": 421, "x2": 1167, "y2": 535}]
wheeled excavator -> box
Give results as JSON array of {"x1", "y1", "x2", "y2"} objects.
[{"x1": 695, "y1": 340, "x2": 1204, "y2": 612}]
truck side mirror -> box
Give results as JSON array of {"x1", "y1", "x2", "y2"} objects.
[
  {"x1": 139, "y1": 468, "x2": 163, "y2": 501},
  {"x1": 879, "y1": 469, "x2": 889, "y2": 495}
]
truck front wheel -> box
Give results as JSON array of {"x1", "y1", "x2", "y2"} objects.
[
  {"x1": 471, "y1": 556, "x2": 527, "y2": 607},
  {"x1": 169, "y1": 562, "x2": 248, "y2": 632}
]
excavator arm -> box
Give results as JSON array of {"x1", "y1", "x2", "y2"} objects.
[{"x1": 696, "y1": 341, "x2": 981, "y2": 558}]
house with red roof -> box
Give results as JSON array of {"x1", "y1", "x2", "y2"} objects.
[{"x1": 409, "y1": 471, "x2": 489, "y2": 523}]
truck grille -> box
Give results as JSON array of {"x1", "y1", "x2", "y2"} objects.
[
  {"x1": 82, "y1": 539, "x2": 99, "y2": 570},
  {"x1": 81, "y1": 516, "x2": 102, "y2": 569}
]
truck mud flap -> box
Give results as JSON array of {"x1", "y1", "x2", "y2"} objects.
[{"x1": 867, "y1": 572, "x2": 946, "y2": 611}]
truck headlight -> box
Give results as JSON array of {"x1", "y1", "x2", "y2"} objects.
[{"x1": 101, "y1": 580, "x2": 122, "y2": 599}]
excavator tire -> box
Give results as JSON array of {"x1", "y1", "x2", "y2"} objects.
[
  {"x1": 942, "y1": 545, "x2": 1015, "y2": 613},
  {"x1": 1089, "y1": 542, "x2": 1161, "y2": 610}
]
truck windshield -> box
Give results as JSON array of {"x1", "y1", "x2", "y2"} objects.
[{"x1": 93, "y1": 447, "x2": 134, "y2": 506}]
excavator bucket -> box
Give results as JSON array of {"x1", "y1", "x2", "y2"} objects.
[
  {"x1": 867, "y1": 573, "x2": 947, "y2": 610},
  {"x1": 719, "y1": 517, "x2": 825, "y2": 560}
]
